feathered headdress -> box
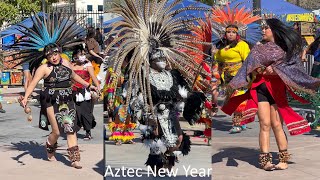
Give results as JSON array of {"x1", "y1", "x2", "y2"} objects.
[
  {"x1": 210, "y1": 4, "x2": 261, "y2": 45},
  {"x1": 185, "y1": 14, "x2": 216, "y2": 91},
  {"x1": 187, "y1": 14, "x2": 212, "y2": 64},
  {"x1": 9, "y1": 12, "x2": 85, "y2": 71},
  {"x1": 104, "y1": 0, "x2": 210, "y2": 114}
]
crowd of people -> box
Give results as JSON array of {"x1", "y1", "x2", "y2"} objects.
[
  {"x1": 2, "y1": 0, "x2": 319, "y2": 174},
  {"x1": 101, "y1": 1, "x2": 320, "y2": 173}
]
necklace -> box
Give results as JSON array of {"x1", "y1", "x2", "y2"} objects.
[{"x1": 149, "y1": 69, "x2": 173, "y2": 91}]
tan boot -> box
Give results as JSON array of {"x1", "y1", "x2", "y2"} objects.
[
  {"x1": 46, "y1": 140, "x2": 58, "y2": 161},
  {"x1": 275, "y1": 150, "x2": 290, "y2": 170},
  {"x1": 259, "y1": 153, "x2": 275, "y2": 171},
  {"x1": 67, "y1": 145, "x2": 82, "y2": 169}
]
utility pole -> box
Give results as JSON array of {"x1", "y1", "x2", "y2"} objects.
[
  {"x1": 42, "y1": 0, "x2": 46, "y2": 13},
  {"x1": 253, "y1": 0, "x2": 261, "y2": 17}
]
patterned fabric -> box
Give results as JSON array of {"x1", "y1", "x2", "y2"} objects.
[
  {"x1": 105, "y1": 68, "x2": 136, "y2": 143},
  {"x1": 218, "y1": 62, "x2": 243, "y2": 84},
  {"x1": 229, "y1": 42, "x2": 320, "y2": 95},
  {"x1": 108, "y1": 105, "x2": 136, "y2": 142},
  {"x1": 67, "y1": 145, "x2": 81, "y2": 162},
  {"x1": 224, "y1": 42, "x2": 319, "y2": 134},
  {"x1": 40, "y1": 63, "x2": 79, "y2": 133},
  {"x1": 222, "y1": 74, "x2": 312, "y2": 136}
]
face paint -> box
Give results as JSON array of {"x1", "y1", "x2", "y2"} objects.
[
  {"x1": 155, "y1": 61, "x2": 167, "y2": 70},
  {"x1": 78, "y1": 55, "x2": 87, "y2": 62}
]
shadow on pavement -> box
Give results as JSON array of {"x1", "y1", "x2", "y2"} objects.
[
  {"x1": 3, "y1": 141, "x2": 69, "y2": 166},
  {"x1": 93, "y1": 159, "x2": 104, "y2": 175},
  {"x1": 303, "y1": 130, "x2": 320, "y2": 137},
  {"x1": 212, "y1": 147, "x2": 294, "y2": 169},
  {"x1": 103, "y1": 167, "x2": 211, "y2": 180},
  {"x1": 212, "y1": 147, "x2": 260, "y2": 168},
  {"x1": 212, "y1": 118, "x2": 233, "y2": 132}
]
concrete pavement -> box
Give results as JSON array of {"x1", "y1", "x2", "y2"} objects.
[
  {"x1": 104, "y1": 121, "x2": 212, "y2": 179},
  {"x1": 4, "y1": 87, "x2": 320, "y2": 180},
  {"x1": 212, "y1": 107, "x2": 320, "y2": 180},
  {"x1": 0, "y1": 86, "x2": 25, "y2": 103},
  {"x1": 0, "y1": 102, "x2": 104, "y2": 180}
]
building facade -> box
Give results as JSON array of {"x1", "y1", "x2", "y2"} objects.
[{"x1": 52, "y1": 0, "x2": 105, "y2": 28}]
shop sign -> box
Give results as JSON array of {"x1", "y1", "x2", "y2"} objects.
[{"x1": 287, "y1": 13, "x2": 314, "y2": 22}]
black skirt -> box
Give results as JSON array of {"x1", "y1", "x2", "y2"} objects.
[{"x1": 38, "y1": 87, "x2": 80, "y2": 133}]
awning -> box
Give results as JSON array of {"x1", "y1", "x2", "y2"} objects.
[
  {"x1": 229, "y1": 0, "x2": 311, "y2": 17},
  {"x1": 0, "y1": 12, "x2": 86, "y2": 38},
  {"x1": 0, "y1": 12, "x2": 46, "y2": 38}
]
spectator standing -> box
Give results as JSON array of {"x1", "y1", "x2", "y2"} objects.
[{"x1": 95, "y1": 28, "x2": 104, "y2": 51}]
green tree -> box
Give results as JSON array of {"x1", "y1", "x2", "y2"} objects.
[
  {"x1": 0, "y1": 2, "x2": 19, "y2": 27},
  {"x1": 0, "y1": 0, "x2": 60, "y2": 28},
  {"x1": 0, "y1": 0, "x2": 41, "y2": 27}
]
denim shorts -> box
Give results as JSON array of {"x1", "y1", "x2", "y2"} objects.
[{"x1": 22, "y1": 62, "x2": 30, "y2": 71}]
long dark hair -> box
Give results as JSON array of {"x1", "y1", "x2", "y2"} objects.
[
  {"x1": 309, "y1": 36, "x2": 320, "y2": 55},
  {"x1": 266, "y1": 18, "x2": 303, "y2": 61}
]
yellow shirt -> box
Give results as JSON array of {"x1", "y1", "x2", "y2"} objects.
[{"x1": 215, "y1": 41, "x2": 250, "y2": 63}]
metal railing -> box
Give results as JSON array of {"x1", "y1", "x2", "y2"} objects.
[
  {"x1": 49, "y1": 7, "x2": 104, "y2": 29},
  {"x1": 303, "y1": 54, "x2": 315, "y2": 75}
]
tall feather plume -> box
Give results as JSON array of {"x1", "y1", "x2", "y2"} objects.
[
  {"x1": 183, "y1": 14, "x2": 214, "y2": 92},
  {"x1": 210, "y1": 3, "x2": 261, "y2": 45},
  {"x1": 9, "y1": 12, "x2": 85, "y2": 71},
  {"x1": 104, "y1": 0, "x2": 209, "y2": 117}
]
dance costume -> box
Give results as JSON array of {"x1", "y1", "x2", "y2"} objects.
[
  {"x1": 105, "y1": 67, "x2": 136, "y2": 144},
  {"x1": 215, "y1": 41, "x2": 251, "y2": 127},
  {"x1": 222, "y1": 42, "x2": 320, "y2": 135},
  {"x1": 10, "y1": 12, "x2": 86, "y2": 165},
  {"x1": 209, "y1": 4, "x2": 261, "y2": 129},
  {"x1": 72, "y1": 62, "x2": 96, "y2": 135},
  {"x1": 41, "y1": 60, "x2": 79, "y2": 133},
  {"x1": 104, "y1": 0, "x2": 209, "y2": 170}
]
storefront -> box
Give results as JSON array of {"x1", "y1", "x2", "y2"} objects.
[{"x1": 286, "y1": 13, "x2": 316, "y2": 45}]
